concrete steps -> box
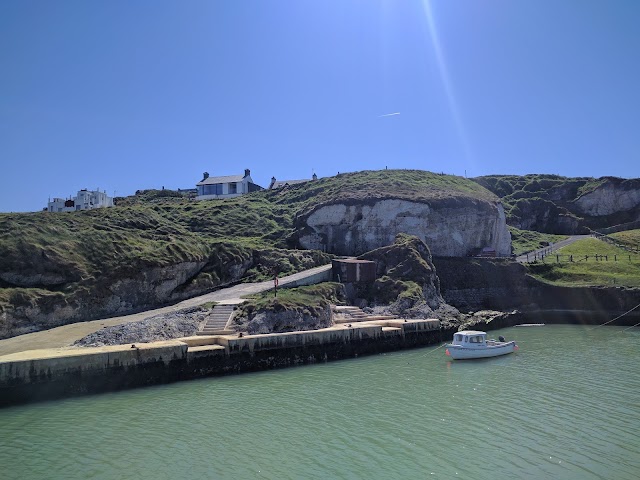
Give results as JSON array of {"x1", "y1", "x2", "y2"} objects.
[
  {"x1": 197, "y1": 305, "x2": 236, "y2": 336},
  {"x1": 332, "y1": 305, "x2": 398, "y2": 324}
]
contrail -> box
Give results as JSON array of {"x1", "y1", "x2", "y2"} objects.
[{"x1": 378, "y1": 112, "x2": 400, "y2": 117}]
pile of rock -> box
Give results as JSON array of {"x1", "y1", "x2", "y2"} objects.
[{"x1": 73, "y1": 306, "x2": 208, "y2": 347}]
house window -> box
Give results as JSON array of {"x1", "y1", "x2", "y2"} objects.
[
  {"x1": 202, "y1": 184, "x2": 223, "y2": 195},
  {"x1": 228, "y1": 182, "x2": 237, "y2": 194}
]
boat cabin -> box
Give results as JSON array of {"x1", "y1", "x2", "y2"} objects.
[{"x1": 451, "y1": 331, "x2": 487, "y2": 347}]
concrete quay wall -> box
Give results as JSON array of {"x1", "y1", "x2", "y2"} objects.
[{"x1": 0, "y1": 319, "x2": 441, "y2": 407}]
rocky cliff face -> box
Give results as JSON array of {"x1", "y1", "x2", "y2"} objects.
[
  {"x1": 0, "y1": 248, "x2": 328, "y2": 339},
  {"x1": 235, "y1": 307, "x2": 333, "y2": 335},
  {"x1": 0, "y1": 259, "x2": 250, "y2": 339},
  {"x1": 474, "y1": 174, "x2": 640, "y2": 234},
  {"x1": 297, "y1": 198, "x2": 511, "y2": 257},
  {"x1": 573, "y1": 179, "x2": 640, "y2": 217}
]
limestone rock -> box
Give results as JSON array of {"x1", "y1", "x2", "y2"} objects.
[
  {"x1": 297, "y1": 198, "x2": 511, "y2": 257},
  {"x1": 235, "y1": 307, "x2": 332, "y2": 335},
  {"x1": 573, "y1": 178, "x2": 640, "y2": 217}
]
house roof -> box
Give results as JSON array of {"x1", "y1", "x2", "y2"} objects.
[
  {"x1": 269, "y1": 179, "x2": 310, "y2": 189},
  {"x1": 197, "y1": 175, "x2": 246, "y2": 186}
]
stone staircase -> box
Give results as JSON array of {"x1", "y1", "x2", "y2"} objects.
[
  {"x1": 332, "y1": 305, "x2": 398, "y2": 324},
  {"x1": 197, "y1": 304, "x2": 236, "y2": 336}
]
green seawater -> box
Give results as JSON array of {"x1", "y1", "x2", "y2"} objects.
[{"x1": 1, "y1": 325, "x2": 639, "y2": 479}]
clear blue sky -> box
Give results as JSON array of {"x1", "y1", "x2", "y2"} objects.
[{"x1": 1, "y1": 0, "x2": 639, "y2": 212}]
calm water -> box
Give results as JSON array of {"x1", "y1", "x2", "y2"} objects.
[{"x1": 1, "y1": 325, "x2": 639, "y2": 480}]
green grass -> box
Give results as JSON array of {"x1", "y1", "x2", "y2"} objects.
[
  {"x1": 236, "y1": 283, "x2": 343, "y2": 319},
  {"x1": 609, "y1": 229, "x2": 640, "y2": 250},
  {"x1": 1, "y1": 169, "x2": 492, "y2": 317},
  {"x1": 509, "y1": 227, "x2": 568, "y2": 255},
  {"x1": 471, "y1": 174, "x2": 640, "y2": 233},
  {"x1": 527, "y1": 238, "x2": 640, "y2": 287}
]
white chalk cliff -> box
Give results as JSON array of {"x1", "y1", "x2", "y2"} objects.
[
  {"x1": 297, "y1": 198, "x2": 511, "y2": 257},
  {"x1": 573, "y1": 180, "x2": 640, "y2": 217}
]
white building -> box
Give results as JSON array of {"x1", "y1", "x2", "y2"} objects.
[
  {"x1": 195, "y1": 169, "x2": 263, "y2": 200},
  {"x1": 47, "y1": 189, "x2": 114, "y2": 212},
  {"x1": 269, "y1": 173, "x2": 318, "y2": 189}
]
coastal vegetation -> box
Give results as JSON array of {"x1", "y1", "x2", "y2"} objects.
[
  {"x1": 236, "y1": 283, "x2": 344, "y2": 320},
  {"x1": 473, "y1": 174, "x2": 640, "y2": 234},
  {"x1": 509, "y1": 227, "x2": 568, "y2": 256},
  {"x1": 0, "y1": 170, "x2": 495, "y2": 337},
  {"x1": 609, "y1": 229, "x2": 640, "y2": 250},
  {"x1": 527, "y1": 237, "x2": 640, "y2": 287}
]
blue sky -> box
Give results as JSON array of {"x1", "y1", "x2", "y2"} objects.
[{"x1": 1, "y1": 0, "x2": 639, "y2": 212}]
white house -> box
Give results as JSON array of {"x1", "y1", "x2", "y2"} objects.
[
  {"x1": 195, "y1": 169, "x2": 263, "y2": 200},
  {"x1": 47, "y1": 189, "x2": 113, "y2": 212},
  {"x1": 269, "y1": 173, "x2": 318, "y2": 189}
]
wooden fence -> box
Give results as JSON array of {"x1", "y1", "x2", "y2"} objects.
[
  {"x1": 593, "y1": 232, "x2": 640, "y2": 254},
  {"x1": 525, "y1": 252, "x2": 639, "y2": 263}
]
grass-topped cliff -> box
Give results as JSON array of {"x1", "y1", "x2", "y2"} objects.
[
  {"x1": 472, "y1": 174, "x2": 640, "y2": 234},
  {"x1": 0, "y1": 169, "x2": 499, "y2": 338}
]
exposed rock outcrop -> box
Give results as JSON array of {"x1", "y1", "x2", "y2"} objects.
[
  {"x1": 353, "y1": 234, "x2": 465, "y2": 325},
  {"x1": 474, "y1": 174, "x2": 640, "y2": 234},
  {"x1": 235, "y1": 307, "x2": 333, "y2": 335},
  {"x1": 297, "y1": 198, "x2": 511, "y2": 257},
  {"x1": 573, "y1": 178, "x2": 640, "y2": 217},
  {"x1": 73, "y1": 306, "x2": 207, "y2": 347}
]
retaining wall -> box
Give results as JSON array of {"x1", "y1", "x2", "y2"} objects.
[
  {"x1": 0, "y1": 319, "x2": 441, "y2": 407},
  {"x1": 433, "y1": 257, "x2": 640, "y2": 321}
]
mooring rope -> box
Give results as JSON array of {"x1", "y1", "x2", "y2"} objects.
[
  {"x1": 590, "y1": 302, "x2": 640, "y2": 330},
  {"x1": 621, "y1": 317, "x2": 640, "y2": 332},
  {"x1": 422, "y1": 342, "x2": 448, "y2": 356}
]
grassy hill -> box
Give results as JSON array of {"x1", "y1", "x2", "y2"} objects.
[
  {"x1": 0, "y1": 169, "x2": 498, "y2": 336},
  {"x1": 527, "y1": 237, "x2": 640, "y2": 287},
  {"x1": 609, "y1": 229, "x2": 640, "y2": 251},
  {"x1": 509, "y1": 227, "x2": 568, "y2": 256},
  {"x1": 472, "y1": 174, "x2": 640, "y2": 234}
]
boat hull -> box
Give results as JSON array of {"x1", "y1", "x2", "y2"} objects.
[{"x1": 445, "y1": 341, "x2": 516, "y2": 360}]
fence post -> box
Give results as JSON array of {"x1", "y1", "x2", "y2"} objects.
[
  {"x1": 570, "y1": 254, "x2": 573, "y2": 262},
  {"x1": 556, "y1": 255, "x2": 559, "y2": 263},
  {"x1": 615, "y1": 255, "x2": 617, "y2": 261}
]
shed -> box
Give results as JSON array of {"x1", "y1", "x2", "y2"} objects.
[{"x1": 332, "y1": 259, "x2": 376, "y2": 283}]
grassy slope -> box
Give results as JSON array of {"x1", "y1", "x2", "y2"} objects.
[
  {"x1": 509, "y1": 227, "x2": 568, "y2": 256},
  {"x1": 609, "y1": 229, "x2": 640, "y2": 250},
  {"x1": 528, "y1": 238, "x2": 640, "y2": 287},
  {"x1": 0, "y1": 170, "x2": 495, "y2": 312},
  {"x1": 236, "y1": 283, "x2": 343, "y2": 319},
  {"x1": 473, "y1": 174, "x2": 640, "y2": 233}
]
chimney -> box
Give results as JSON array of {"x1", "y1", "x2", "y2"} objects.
[
  {"x1": 244, "y1": 169, "x2": 251, "y2": 178},
  {"x1": 202, "y1": 172, "x2": 209, "y2": 181},
  {"x1": 269, "y1": 176, "x2": 276, "y2": 189}
]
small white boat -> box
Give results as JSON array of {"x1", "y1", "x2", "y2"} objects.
[{"x1": 445, "y1": 330, "x2": 518, "y2": 360}]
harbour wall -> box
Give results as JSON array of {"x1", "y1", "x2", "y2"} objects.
[{"x1": 0, "y1": 319, "x2": 440, "y2": 407}]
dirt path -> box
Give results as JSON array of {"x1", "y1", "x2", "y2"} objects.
[{"x1": 0, "y1": 264, "x2": 332, "y2": 357}]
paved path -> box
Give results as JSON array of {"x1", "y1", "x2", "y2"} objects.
[
  {"x1": 515, "y1": 235, "x2": 591, "y2": 263},
  {"x1": 0, "y1": 264, "x2": 332, "y2": 357}
]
